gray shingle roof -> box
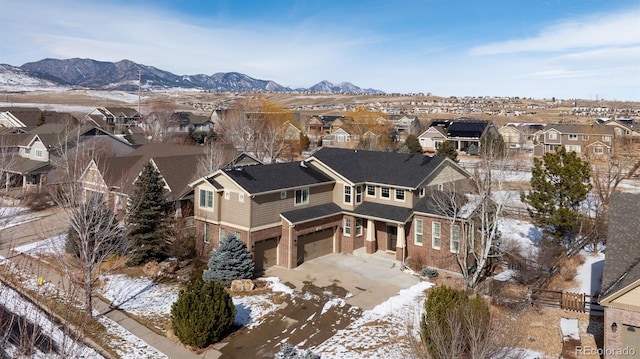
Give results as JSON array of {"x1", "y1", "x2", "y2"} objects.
[
  {"x1": 311, "y1": 147, "x2": 445, "y2": 188},
  {"x1": 281, "y1": 203, "x2": 342, "y2": 224},
  {"x1": 223, "y1": 161, "x2": 334, "y2": 194},
  {"x1": 600, "y1": 192, "x2": 640, "y2": 299},
  {"x1": 351, "y1": 202, "x2": 413, "y2": 223}
]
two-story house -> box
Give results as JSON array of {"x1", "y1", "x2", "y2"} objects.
[
  {"x1": 87, "y1": 107, "x2": 140, "y2": 134},
  {"x1": 190, "y1": 147, "x2": 477, "y2": 275},
  {"x1": 533, "y1": 124, "x2": 617, "y2": 157}
]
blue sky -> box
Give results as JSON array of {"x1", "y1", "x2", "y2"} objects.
[{"x1": 2, "y1": 0, "x2": 639, "y2": 100}]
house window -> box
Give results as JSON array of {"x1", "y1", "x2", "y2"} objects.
[
  {"x1": 356, "y1": 218, "x2": 363, "y2": 237},
  {"x1": 434, "y1": 140, "x2": 442, "y2": 149},
  {"x1": 432, "y1": 222, "x2": 441, "y2": 249},
  {"x1": 381, "y1": 187, "x2": 390, "y2": 199},
  {"x1": 603, "y1": 135, "x2": 611, "y2": 142},
  {"x1": 395, "y1": 189, "x2": 405, "y2": 201},
  {"x1": 204, "y1": 223, "x2": 210, "y2": 243},
  {"x1": 367, "y1": 185, "x2": 376, "y2": 197},
  {"x1": 356, "y1": 185, "x2": 363, "y2": 203},
  {"x1": 419, "y1": 188, "x2": 425, "y2": 198},
  {"x1": 199, "y1": 189, "x2": 213, "y2": 209},
  {"x1": 593, "y1": 146, "x2": 604, "y2": 155},
  {"x1": 451, "y1": 224, "x2": 460, "y2": 253},
  {"x1": 565, "y1": 145, "x2": 581, "y2": 153},
  {"x1": 35, "y1": 149, "x2": 43, "y2": 158},
  {"x1": 415, "y1": 218, "x2": 423, "y2": 245},
  {"x1": 280, "y1": 191, "x2": 287, "y2": 199},
  {"x1": 219, "y1": 227, "x2": 226, "y2": 240},
  {"x1": 295, "y1": 188, "x2": 309, "y2": 205},
  {"x1": 344, "y1": 185, "x2": 352, "y2": 204},
  {"x1": 239, "y1": 193, "x2": 245, "y2": 203},
  {"x1": 344, "y1": 218, "x2": 351, "y2": 236},
  {"x1": 582, "y1": 135, "x2": 589, "y2": 141},
  {"x1": 25, "y1": 148, "x2": 30, "y2": 155},
  {"x1": 548, "y1": 132, "x2": 557, "y2": 140},
  {"x1": 568, "y1": 134, "x2": 578, "y2": 140},
  {"x1": 224, "y1": 191, "x2": 230, "y2": 200}
]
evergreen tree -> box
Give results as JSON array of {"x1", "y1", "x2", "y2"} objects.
[
  {"x1": 126, "y1": 162, "x2": 169, "y2": 266},
  {"x1": 171, "y1": 277, "x2": 236, "y2": 348},
  {"x1": 275, "y1": 343, "x2": 320, "y2": 359},
  {"x1": 404, "y1": 134, "x2": 422, "y2": 154},
  {"x1": 521, "y1": 147, "x2": 591, "y2": 245},
  {"x1": 203, "y1": 234, "x2": 255, "y2": 285},
  {"x1": 435, "y1": 140, "x2": 458, "y2": 162}
]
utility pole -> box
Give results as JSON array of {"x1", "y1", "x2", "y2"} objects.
[{"x1": 137, "y1": 70, "x2": 142, "y2": 116}]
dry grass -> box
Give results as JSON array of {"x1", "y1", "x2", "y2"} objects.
[{"x1": 547, "y1": 254, "x2": 586, "y2": 291}]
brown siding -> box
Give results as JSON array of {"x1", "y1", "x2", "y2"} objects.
[
  {"x1": 220, "y1": 191, "x2": 251, "y2": 228},
  {"x1": 251, "y1": 183, "x2": 334, "y2": 227}
]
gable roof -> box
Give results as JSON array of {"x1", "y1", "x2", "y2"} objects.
[
  {"x1": 221, "y1": 161, "x2": 334, "y2": 195},
  {"x1": 600, "y1": 192, "x2": 640, "y2": 300},
  {"x1": 543, "y1": 123, "x2": 615, "y2": 135},
  {"x1": 310, "y1": 147, "x2": 446, "y2": 188}
]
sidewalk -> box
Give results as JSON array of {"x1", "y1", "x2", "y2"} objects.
[{"x1": 1, "y1": 207, "x2": 222, "y2": 359}]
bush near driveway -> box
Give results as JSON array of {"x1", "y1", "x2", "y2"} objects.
[{"x1": 171, "y1": 277, "x2": 236, "y2": 348}]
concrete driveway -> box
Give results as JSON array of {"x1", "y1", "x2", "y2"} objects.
[{"x1": 265, "y1": 252, "x2": 421, "y2": 310}]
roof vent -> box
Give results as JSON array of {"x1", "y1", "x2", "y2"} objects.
[{"x1": 300, "y1": 161, "x2": 307, "y2": 168}]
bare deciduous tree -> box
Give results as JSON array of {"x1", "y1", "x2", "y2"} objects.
[
  {"x1": 195, "y1": 141, "x2": 229, "y2": 178},
  {"x1": 140, "y1": 102, "x2": 179, "y2": 143}
]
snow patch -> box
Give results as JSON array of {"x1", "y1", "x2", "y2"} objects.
[{"x1": 560, "y1": 318, "x2": 580, "y2": 341}]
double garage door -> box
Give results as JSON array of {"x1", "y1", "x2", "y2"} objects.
[{"x1": 297, "y1": 228, "x2": 334, "y2": 265}]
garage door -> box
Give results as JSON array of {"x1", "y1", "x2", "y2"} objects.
[
  {"x1": 297, "y1": 228, "x2": 334, "y2": 265},
  {"x1": 254, "y1": 237, "x2": 278, "y2": 272}
]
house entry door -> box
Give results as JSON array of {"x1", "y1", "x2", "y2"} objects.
[{"x1": 386, "y1": 225, "x2": 397, "y2": 251}]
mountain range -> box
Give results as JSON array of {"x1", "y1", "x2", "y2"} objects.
[{"x1": 0, "y1": 58, "x2": 384, "y2": 94}]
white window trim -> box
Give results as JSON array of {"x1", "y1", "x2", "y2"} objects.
[
  {"x1": 356, "y1": 185, "x2": 363, "y2": 204},
  {"x1": 414, "y1": 218, "x2": 423, "y2": 246},
  {"x1": 224, "y1": 190, "x2": 230, "y2": 200},
  {"x1": 219, "y1": 227, "x2": 226, "y2": 241},
  {"x1": 355, "y1": 218, "x2": 363, "y2": 237},
  {"x1": 432, "y1": 221, "x2": 441, "y2": 250},
  {"x1": 419, "y1": 188, "x2": 425, "y2": 198},
  {"x1": 35, "y1": 149, "x2": 43, "y2": 158},
  {"x1": 343, "y1": 184, "x2": 352, "y2": 204},
  {"x1": 366, "y1": 185, "x2": 376, "y2": 197},
  {"x1": 294, "y1": 188, "x2": 310, "y2": 206},
  {"x1": 199, "y1": 189, "x2": 214, "y2": 210},
  {"x1": 450, "y1": 224, "x2": 460, "y2": 253},
  {"x1": 548, "y1": 132, "x2": 557, "y2": 140},
  {"x1": 203, "y1": 223, "x2": 210, "y2": 244},
  {"x1": 239, "y1": 193, "x2": 245, "y2": 203},
  {"x1": 568, "y1": 134, "x2": 578, "y2": 141},
  {"x1": 395, "y1": 189, "x2": 405, "y2": 202},
  {"x1": 582, "y1": 135, "x2": 589, "y2": 141},
  {"x1": 344, "y1": 218, "x2": 351, "y2": 237},
  {"x1": 381, "y1": 187, "x2": 391, "y2": 199},
  {"x1": 280, "y1": 191, "x2": 287, "y2": 199}
]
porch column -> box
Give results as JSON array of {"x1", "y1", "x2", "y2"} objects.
[
  {"x1": 366, "y1": 219, "x2": 375, "y2": 242},
  {"x1": 22, "y1": 175, "x2": 26, "y2": 189},
  {"x1": 365, "y1": 219, "x2": 376, "y2": 254},
  {"x1": 397, "y1": 224, "x2": 406, "y2": 263}
]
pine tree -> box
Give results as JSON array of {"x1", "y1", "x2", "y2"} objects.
[
  {"x1": 521, "y1": 147, "x2": 591, "y2": 245},
  {"x1": 126, "y1": 161, "x2": 169, "y2": 266},
  {"x1": 203, "y1": 234, "x2": 255, "y2": 285},
  {"x1": 435, "y1": 140, "x2": 458, "y2": 162},
  {"x1": 171, "y1": 277, "x2": 236, "y2": 348},
  {"x1": 404, "y1": 134, "x2": 422, "y2": 154}
]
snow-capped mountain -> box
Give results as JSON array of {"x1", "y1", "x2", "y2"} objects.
[{"x1": 0, "y1": 58, "x2": 384, "y2": 94}]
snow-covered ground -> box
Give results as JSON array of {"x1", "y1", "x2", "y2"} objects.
[
  {"x1": 498, "y1": 217, "x2": 542, "y2": 258},
  {"x1": 572, "y1": 248, "x2": 605, "y2": 296}
]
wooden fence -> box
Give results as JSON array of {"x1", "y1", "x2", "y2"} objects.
[{"x1": 531, "y1": 288, "x2": 603, "y2": 313}]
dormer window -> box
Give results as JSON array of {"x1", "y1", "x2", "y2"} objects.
[
  {"x1": 344, "y1": 185, "x2": 352, "y2": 204},
  {"x1": 395, "y1": 189, "x2": 405, "y2": 201}
]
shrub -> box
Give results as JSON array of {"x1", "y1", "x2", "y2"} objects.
[
  {"x1": 171, "y1": 278, "x2": 236, "y2": 348},
  {"x1": 420, "y1": 286, "x2": 492, "y2": 359},
  {"x1": 22, "y1": 191, "x2": 54, "y2": 211},
  {"x1": 202, "y1": 234, "x2": 254, "y2": 286},
  {"x1": 168, "y1": 234, "x2": 197, "y2": 260}
]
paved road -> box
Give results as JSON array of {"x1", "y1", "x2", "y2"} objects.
[{"x1": 0, "y1": 206, "x2": 221, "y2": 359}]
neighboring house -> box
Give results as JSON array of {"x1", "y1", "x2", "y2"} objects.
[
  {"x1": 0, "y1": 125, "x2": 135, "y2": 190},
  {"x1": 498, "y1": 124, "x2": 524, "y2": 150},
  {"x1": 445, "y1": 118, "x2": 499, "y2": 154},
  {"x1": 0, "y1": 107, "x2": 79, "y2": 129},
  {"x1": 190, "y1": 147, "x2": 476, "y2": 275},
  {"x1": 324, "y1": 128, "x2": 354, "y2": 148},
  {"x1": 87, "y1": 107, "x2": 140, "y2": 134},
  {"x1": 78, "y1": 143, "x2": 251, "y2": 220},
  {"x1": 387, "y1": 115, "x2": 420, "y2": 140},
  {"x1": 533, "y1": 124, "x2": 617, "y2": 157},
  {"x1": 305, "y1": 115, "x2": 346, "y2": 143},
  {"x1": 599, "y1": 192, "x2": 640, "y2": 357},
  {"x1": 418, "y1": 126, "x2": 448, "y2": 153}
]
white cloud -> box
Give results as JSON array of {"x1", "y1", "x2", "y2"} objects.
[{"x1": 470, "y1": 7, "x2": 640, "y2": 55}]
